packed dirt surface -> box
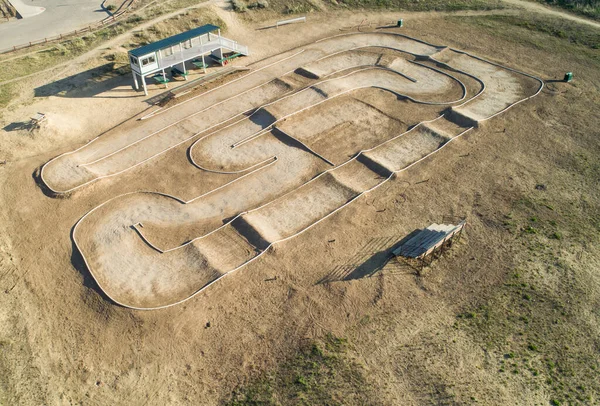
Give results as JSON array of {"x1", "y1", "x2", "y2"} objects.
[
  {"x1": 40, "y1": 32, "x2": 541, "y2": 309},
  {"x1": 1, "y1": 4, "x2": 599, "y2": 405}
]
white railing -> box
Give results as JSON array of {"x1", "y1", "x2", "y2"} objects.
[
  {"x1": 217, "y1": 36, "x2": 249, "y2": 55},
  {"x1": 276, "y1": 16, "x2": 306, "y2": 28},
  {"x1": 153, "y1": 35, "x2": 249, "y2": 70}
]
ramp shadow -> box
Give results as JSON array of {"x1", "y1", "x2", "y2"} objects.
[
  {"x1": 317, "y1": 229, "x2": 422, "y2": 284},
  {"x1": 3, "y1": 121, "x2": 33, "y2": 132}
]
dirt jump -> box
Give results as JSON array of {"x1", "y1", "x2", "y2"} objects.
[{"x1": 39, "y1": 31, "x2": 543, "y2": 309}]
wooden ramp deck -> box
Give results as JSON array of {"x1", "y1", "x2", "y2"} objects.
[{"x1": 393, "y1": 220, "x2": 466, "y2": 272}]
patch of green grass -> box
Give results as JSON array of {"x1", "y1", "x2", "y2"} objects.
[
  {"x1": 537, "y1": 0, "x2": 600, "y2": 21},
  {"x1": 225, "y1": 334, "x2": 380, "y2": 405},
  {"x1": 235, "y1": 0, "x2": 504, "y2": 14},
  {"x1": 0, "y1": 83, "x2": 15, "y2": 109},
  {"x1": 452, "y1": 14, "x2": 600, "y2": 51},
  {"x1": 336, "y1": 0, "x2": 504, "y2": 11},
  {"x1": 455, "y1": 188, "x2": 600, "y2": 405}
]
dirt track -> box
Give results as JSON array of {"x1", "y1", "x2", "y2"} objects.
[
  {"x1": 37, "y1": 32, "x2": 544, "y2": 309},
  {"x1": 2, "y1": 5, "x2": 600, "y2": 404}
]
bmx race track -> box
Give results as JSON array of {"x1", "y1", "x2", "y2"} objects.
[{"x1": 40, "y1": 31, "x2": 543, "y2": 310}]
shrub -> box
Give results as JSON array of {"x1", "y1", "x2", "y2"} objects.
[
  {"x1": 232, "y1": 0, "x2": 247, "y2": 12},
  {"x1": 248, "y1": 0, "x2": 269, "y2": 8}
]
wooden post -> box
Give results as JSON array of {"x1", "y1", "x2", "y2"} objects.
[{"x1": 456, "y1": 225, "x2": 465, "y2": 243}]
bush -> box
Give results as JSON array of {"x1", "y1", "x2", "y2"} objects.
[
  {"x1": 51, "y1": 44, "x2": 69, "y2": 56},
  {"x1": 284, "y1": 2, "x2": 316, "y2": 14},
  {"x1": 232, "y1": 0, "x2": 247, "y2": 12},
  {"x1": 69, "y1": 37, "x2": 86, "y2": 50},
  {"x1": 248, "y1": 0, "x2": 269, "y2": 8},
  {"x1": 106, "y1": 4, "x2": 116, "y2": 11}
]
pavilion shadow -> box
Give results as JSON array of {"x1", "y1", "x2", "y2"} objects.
[{"x1": 34, "y1": 62, "x2": 135, "y2": 99}]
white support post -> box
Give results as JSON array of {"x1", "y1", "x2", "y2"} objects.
[
  {"x1": 201, "y1": 54, "x2": 206, "y2": 74},
  {"x1": 132, "y1": 71, "x2": 139, "y2": 90},
  {"x1": 162, "y1": 69, "x2": 168, "y2": 89},
  {"x1": 217, "y1": 29, "x2": 221, "y2": 38},
  {"x1": 179, "y1": 42, "x2": 186, "y2": 79},
  {"x1": 142, "y1": 75, "x2": 148, "y2": 96},
  {"x1": 211, "y1": 47, "x2": 223, "y2": 66}
]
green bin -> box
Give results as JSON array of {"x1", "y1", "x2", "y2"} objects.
[
  {"x1": 397, "y1": 19, "x2": 403, "y2": 27},
  {"x1": 564, "y1": 72, "x2": 573, "y2": 82}
]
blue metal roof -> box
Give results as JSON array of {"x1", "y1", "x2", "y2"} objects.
[{"x1": 128, "y1": 24, "x2": 219, "y2": 58}]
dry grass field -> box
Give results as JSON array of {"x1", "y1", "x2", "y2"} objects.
[{"x1": 0, "y1": 1, "x2": 599, "y2": 405}]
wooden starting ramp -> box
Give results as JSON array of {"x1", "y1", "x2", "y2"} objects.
[{"x1": 393, "y1": 219, "x2": 466, "y2": 274}]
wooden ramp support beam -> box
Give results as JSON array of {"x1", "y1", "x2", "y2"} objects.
[{"x1": 393, "y1": 220, "x2": 466, "y2": 274}]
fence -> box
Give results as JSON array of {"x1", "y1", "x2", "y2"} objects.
[
  {"x1": 218, "y1": 36, "x2": 249, "y2": 55},
  {"x1": 276, "y1": 16, "x2": 306, "y2": 28},
  {"x1": 0, "y1": 0, "x2": 135, "y2": 55}
]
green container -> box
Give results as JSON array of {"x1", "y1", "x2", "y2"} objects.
[
  {"x1": 397, "y1": 19, "x2": 403, "y2": 27},
  {"x1": 564, "y1": 72, "x2": 573, "y2": 82}
]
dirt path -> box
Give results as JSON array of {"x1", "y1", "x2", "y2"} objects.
[{"x1": 501, "y1": 0, "x2": 600, "y2": 28}]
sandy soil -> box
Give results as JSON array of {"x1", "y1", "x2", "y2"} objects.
[
  {"x1": 0, "y1": 5, "x2": 599, "y2": 405},
  {"x1": 36, "y1": 30, "x2": 539, "y2": 309}
]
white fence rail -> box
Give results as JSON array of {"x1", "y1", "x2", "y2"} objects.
[
  {"x1": 276, "y1": 16, "x2": 306, "y2": 28},
  {"x1": 218, "y1": 36, "x2": 249, "y2": 55}
]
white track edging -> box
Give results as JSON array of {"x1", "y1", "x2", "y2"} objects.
[{"x1": 41, "y1": 40, "x2": 469, "y2": 194}]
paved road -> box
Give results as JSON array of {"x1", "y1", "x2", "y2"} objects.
[{"x1": 0, "y1": 0, "x2": 109, "y2": 51}]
